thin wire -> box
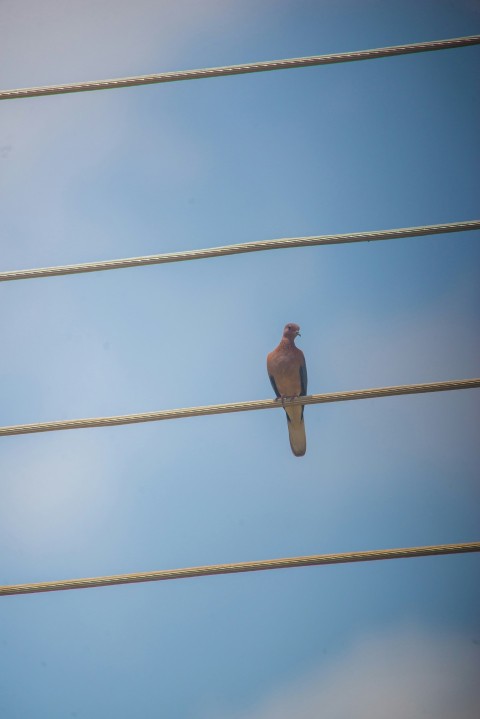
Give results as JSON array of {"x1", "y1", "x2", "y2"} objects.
[
  {"x1": 1, "y1": 220, "x2": 479, "y2": 283},
  {"x1": 1, "y1": 379, "x2": 478, "y2": 438},
  {"x1": 1, "y1": 35, "x2": 479, "y2": 101},
  {"x1": 1, "y1": 542, "x2": 478, "y2": 596}
]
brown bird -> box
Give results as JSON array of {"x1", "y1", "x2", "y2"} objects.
[{"x1": 267, "y1": 323, "x2": 308, "y2": 457}]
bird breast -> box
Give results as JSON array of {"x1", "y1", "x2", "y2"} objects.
[{"x1": 268, "y1": 349, "x2": 302, "y2": 396}]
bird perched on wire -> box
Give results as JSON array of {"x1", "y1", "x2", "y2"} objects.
[{"x1": 267, "y1": 323, "x2": 307, "y2": 457}]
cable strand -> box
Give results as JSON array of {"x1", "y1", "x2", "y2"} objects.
[
  {"x1": 1, "y1": 35, "x2": 479, "y2": 101},
  {"x1": 1, "y1": 542, "x2": 478, "y2": 596},
  {"x1": 1, "y1": 220, "x2": 479, "y2": 283},
  {"x1": 0, "y1": 379, "x2": 478, "y2": 437}
]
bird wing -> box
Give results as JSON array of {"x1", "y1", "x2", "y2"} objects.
[
  {"x1": 299, "y1": 356, "x2": 307, "y2": 396},
  {"x1": 269, "y1": 373, "x2": 281, "y2": 398}
]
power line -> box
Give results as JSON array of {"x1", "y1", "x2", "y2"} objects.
[
  {"x1": 1, "y1": 542, "x2": 478, "y2": 597},
  {"x1": 1, "y1": 379, "x2": 478, "y2": 438},
  {"x1": 1, "y1": 220, "x2": 479, "y2": 283},
  {"x1": 1, "y1": 35, "x2": 479, "y2": 102}
]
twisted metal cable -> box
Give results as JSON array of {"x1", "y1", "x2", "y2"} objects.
[
  {"x1": 1, "y1": 542, "x2": 478, "y2": 596},
  {"x1": 1, "y1": 379, "x2": 478, "y2": 438},
  {"x1": 1, "y1": 220, "x2": 479, "y2": 283},
  {"x1": 1, "y1": 35, "x2": 479, "y2": 101}
]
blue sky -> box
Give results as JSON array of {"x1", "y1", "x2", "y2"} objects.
[{"x1": 1, "y1": 1, "x2": 479, "y2": 717}]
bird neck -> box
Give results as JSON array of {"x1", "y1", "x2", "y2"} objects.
[{"x1": 280, "y1": 336, "x2": 296, "y2": 349}]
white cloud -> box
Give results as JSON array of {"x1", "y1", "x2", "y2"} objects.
[
  {"x1": 222, "y1": 624, "x2": 480, "y2": 719},
  {"x1": 0, "y1": 0, "x2": 253, "y2": 266},
  {"x1": 0, "y1": 432, "x2": 116, "y2": 552},
  {"x1": 0, "y1": 0, "x2": 245, "y2": 86}
]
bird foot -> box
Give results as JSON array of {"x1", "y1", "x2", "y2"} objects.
[{"x1": 277, "y1": 394, "x2": 299, "y2": 408}]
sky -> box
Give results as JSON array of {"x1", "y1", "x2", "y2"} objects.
[{"x1": 0, "y1": 1, "x2": 479, "y2": 717}]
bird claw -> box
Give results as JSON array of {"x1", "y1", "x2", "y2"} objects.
[{"x1": 276, "y1": 394, "x2": 299, "y2": 408}]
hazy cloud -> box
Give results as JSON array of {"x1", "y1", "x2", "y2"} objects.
[{"x1": 221, "y1": 624, "x2": 480, "y2": 719}]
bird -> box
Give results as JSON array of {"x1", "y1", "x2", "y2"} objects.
[{"x1": 267, "y1": 323, "x2": 307, "y2": 457}]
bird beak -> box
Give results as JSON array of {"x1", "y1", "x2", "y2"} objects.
[{"x1": 296, "y1": 331, "x2": 301, "y2": 337}]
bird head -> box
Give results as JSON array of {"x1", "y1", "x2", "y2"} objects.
[{"x1": 283, "y1": 323, "x2": 301, "y2": 340}]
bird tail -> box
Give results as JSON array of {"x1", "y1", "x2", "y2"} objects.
[{"x1": 285, "y1": 405, "x2": 306, "y2": 457}]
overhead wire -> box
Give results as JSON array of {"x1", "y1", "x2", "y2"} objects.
[
  {"x1": 1, "y1": 35, "x2": 478, "y2": 604},
  {"x1": 1, "y1": 35, "x2": 479, "y2": 101},
  {"x1": 1, "y1": 220, "x2": 479, "y2": 283},
  {"x1": 0, "y1": 379, "x2": 478, "y2": 438},
  {"x1": 1, "y1": 542, "x2": 478, "y2": 596}
]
